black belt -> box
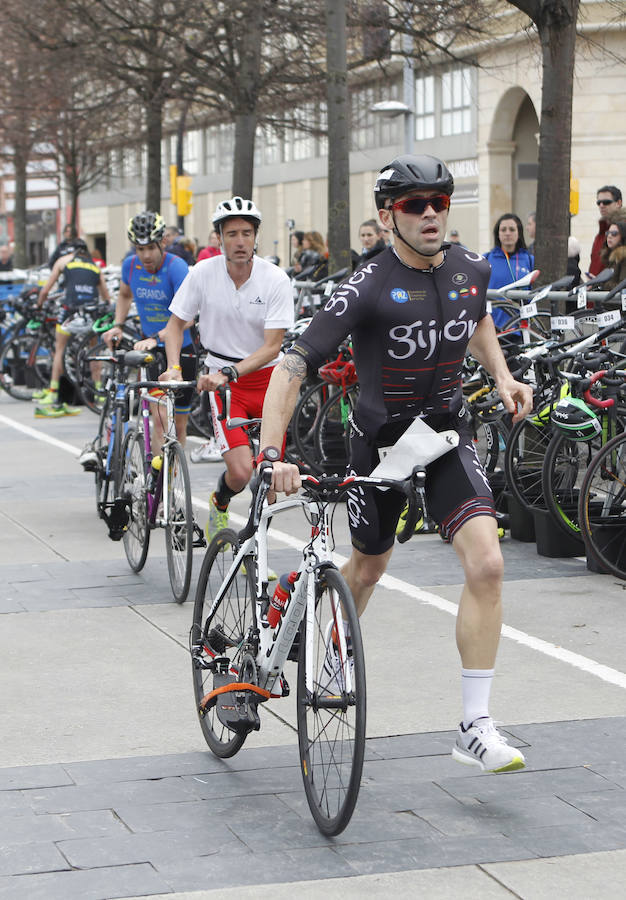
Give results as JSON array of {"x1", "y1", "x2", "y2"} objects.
[{"x1": 205, "y1": 347, "x2": 243, "y2": 363}]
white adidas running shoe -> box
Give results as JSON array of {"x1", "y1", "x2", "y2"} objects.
[{"x1": 452, "y1": 717, "x2": 526, "y2": 773}]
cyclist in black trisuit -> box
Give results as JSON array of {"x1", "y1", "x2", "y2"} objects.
[
  {"x1": 259, "y1": 154, "x2": 533, "y2": 774},
  {"x1": 34, "y1": 238, "x2": 111, "y2": 418}
]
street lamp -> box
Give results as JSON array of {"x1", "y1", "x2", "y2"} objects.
[
  {"x1": 370, "y1": 99, "x2": 414, "y2": 156},
  {"x1": 370, "y1": 21, "x2": 415, "y2": 156}
]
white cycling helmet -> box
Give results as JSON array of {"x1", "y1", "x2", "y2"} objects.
[{"x1": 212, "y1": 196, "x2": 262, "y2": 230}]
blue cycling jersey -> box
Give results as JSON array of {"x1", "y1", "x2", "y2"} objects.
[{"x1": 122, "y1": 251, "x2": 192, "y2": 346}]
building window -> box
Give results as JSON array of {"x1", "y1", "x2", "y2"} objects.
[
  {"x1": 441, "y1": 67, "x2": 472, "y2": 136},
  {"x1": 217, "y1": 123, "x2": 234, "y2": 172},
  {"x1": 415, "y1": 75, "x2": 435, "y2": 140},
  {"x1": 183, "y1": 129, "x2": 200, "y2": 175}
]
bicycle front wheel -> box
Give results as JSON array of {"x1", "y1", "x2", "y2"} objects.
[
  {"x1": 122, "y1": 429, "x2": 150, "y2": 572},
  {"x1": 297, "y1": 565, "x2": 366, "y2": 836},
  {"x1": 165, "y1": 442, "x2": 194, "y2": 603},
  {"x1": 191, "y1": 529, "x2": 255, "y2": 757},
  {"x1": 579, "y1": 432, "x2": 626, "y2": 579}
]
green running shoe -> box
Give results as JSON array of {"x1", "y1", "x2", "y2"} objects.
[
  {"x1": 32, "y1": 386, "x2": 54, "y2": 402},
  {"x1": 205, "y1": 492, "x2": 230, "y2": 542},
  {"x1": 57, "y1": 402, "x2": 81, "y2": 416},
  {"x1": 34, "y1": 404, "x2": 66, "y2": 419}
]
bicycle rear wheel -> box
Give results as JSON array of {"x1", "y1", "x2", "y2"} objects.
[
  {"x1": 121, "y1": 429, "x2": 150, "y2": 572},
  {"x1": 191, "y1": 529, "x2": 255, "y2": 757},
  {"x1": 579, "y1": 432, "x2": 626, "y2": 579},
  {"x1": 541, "y1": 432, "x2": 600, "y2": 539},
  {"x1": 504, "y1": 416, "x2": 553, "y2": 511},
  {"x1": 165, "y1": 442, "x2": 194, "y2": 603},
  {"x1": 297, "y1": 565, "x2": 365, "y2": 836},
  {"x1": 0, "y1": 331, "x2": 52, "y2": 400},
  {"x1": 314, "y1": 385, "x2": 358, "y2": 476}
]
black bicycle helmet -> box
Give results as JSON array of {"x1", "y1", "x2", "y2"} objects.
[
  {"x1": 73, "y1": 238, "x2": 89, "y2": 254},
  {"x1": 127, "y1": 211, "x2": 166, "y2": 246},
  {"x1": 550, "y1": 396, "x2": 601, "y2": 441},
  {"x1": 374, "y1": 155, "x2": 454, "y2": 209}
]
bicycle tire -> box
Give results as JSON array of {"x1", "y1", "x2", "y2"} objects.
[
  {"x1": 0, "y1": 331, "x2": 52, "y2": 400},
  {"x1": 165, "y1": 441, "x2": 194, "y2": 603},
  {"x1": 297, "y1": 565, "x2": 366, "y2": 836},
  {"x1": 191, "y1": 528, "x2": 255, "y2": 756},
  {"x1": 504, "y1": 415, "x2": 553, "y2": 512},
  {"x1": 541, "y1": 431, "x2": 601, "y2": 539},
  {"x1": 314, "y1": 385, "x2": 358, "y2": 476},
  {"x1": 292, "y1": 380, "x2": 329, "y2": 473},
  {"x1": 94, "y1": 395, "x2": 113, "y2": 517},
  {"x1": 121, "y1": 429, "x2": 150, "y2": 572},
  {"x1": 578, "y1": 432, "x2": 626, "y2": 579}
]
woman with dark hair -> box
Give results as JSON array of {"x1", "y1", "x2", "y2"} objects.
[
  {"x1": 484, "y1": 213, "x2": 534, "y2": 330},
  {"x1": 600, "y1": 217, "x2": 626, "y2": 291}
]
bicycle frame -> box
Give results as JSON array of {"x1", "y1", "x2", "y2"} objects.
[{"x1": 131, "y1": 379, "x2": 196, "y2": 526}]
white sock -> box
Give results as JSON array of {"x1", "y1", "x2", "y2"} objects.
[{"x1": 461, "y1": 668, "x2": 494, "y2": 729}]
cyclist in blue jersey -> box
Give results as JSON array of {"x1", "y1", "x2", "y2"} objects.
[
  {"x1": 260, "y1": 155, "x2": 534, "y2": 776},
  {"x1": 102, "y1": 211, "x2": 195, "y2": 449}
]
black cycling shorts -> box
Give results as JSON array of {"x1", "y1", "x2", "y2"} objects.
[
  {"x1": 346, "y1": 412, "x2": 495, "y2": 556},
  {"x1": 146, "y1": 347, "x2": 197, "y2": 414}
]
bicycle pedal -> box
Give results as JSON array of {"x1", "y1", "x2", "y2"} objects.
[{"x1": 192, "y1": 522, "x2": 207, "y2": 548}]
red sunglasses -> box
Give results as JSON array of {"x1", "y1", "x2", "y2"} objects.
[{"x1": 391, "y1": 194, "x2": 451, "y2": 215}]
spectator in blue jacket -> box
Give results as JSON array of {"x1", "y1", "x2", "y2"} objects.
[{"x1": 484, "y1": 213, "x2": 534, "y2": 330}]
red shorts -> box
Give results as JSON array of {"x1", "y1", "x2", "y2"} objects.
[{"x1": 210, "y1": 367, "x2": 275, "y2": 454}]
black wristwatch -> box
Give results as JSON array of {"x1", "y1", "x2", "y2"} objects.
[
  {"x1": 221, "y1": 365, "x2": 239, "y2": 382},
  {"x1": 256, "y1": 446, "x2": 281, "y2": 466}
]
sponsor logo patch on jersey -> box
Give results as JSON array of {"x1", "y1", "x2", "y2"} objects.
[
  {"x1": 250, "y1": 295, "x2": 264, "y2": 305},
  {"x1": 390, "y1": 288, "x2": 409, "y2": 303},
  {"x1": 452, "y1": 272, "x2": 468, "y2": 285},
  {"x1": 448, "y1": 290, "x2": 459, "y2": 301}
]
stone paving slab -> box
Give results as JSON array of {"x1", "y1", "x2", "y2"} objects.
[
  {"x1": 0, "y1": 719, "x2": 624, "y2": 895},
  {"x1": 0, "y1": 534, "x2": 594, "y2": 616}
]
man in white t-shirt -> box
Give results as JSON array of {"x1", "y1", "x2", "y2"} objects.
[{"x1": 162, "y1": 196, "x2": 294, "y2": 540}]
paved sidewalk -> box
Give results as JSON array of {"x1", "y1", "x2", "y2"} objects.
[{"x1": 0, "y1": 719, "x2": 625, "y2": 896}]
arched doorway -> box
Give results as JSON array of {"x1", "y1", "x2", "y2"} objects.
[{"x1": 487, "y1": 88, "x2": 539, "y2": 235}]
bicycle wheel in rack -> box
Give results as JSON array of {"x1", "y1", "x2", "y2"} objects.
[
  {"x1": 190, "y1": 528, "x2": 255, "y2": 757},
  {"x1": 165, "y1": 441, "x2": 194, "y2": 603},
  {"x1": 579, "y1": 432, "x2": 626, "y2": 579},
  {"x1": 314, "y1": 385, "x2": 358, "y2": 475},
  {"x1": 121, "y1": 428, "x2": 150, "y2": 572},
  {"x1": 541, "y1": 432, "x2": 600, "y2": 539},
  {"x1": 292, "y1": 380, "x2": 329, "y2": 473},
  {"x1": 504, "y1": 415, "x2": 553, "y2": 511},
  {"x1": 0, "y1": 331, "x2": 53, "y2": 400},
  {"x1": 297, "y1": 565, "x2": 366, "y2": 836}
]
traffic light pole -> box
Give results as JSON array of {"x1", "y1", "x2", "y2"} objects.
[{"x1": 176, "y1": 106, "x2": 186, "y2": 232}]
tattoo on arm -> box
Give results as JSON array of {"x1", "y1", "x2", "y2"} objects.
[{"x1": 280, "y1": 352, "x2": 307, "y2": 384}]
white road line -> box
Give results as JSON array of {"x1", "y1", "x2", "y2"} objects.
[
  {"x1": 4, "y1": 412, "x2": 626, "y2": 690},
  {"x1": 0, "y1": 413, "x2": 81, "y2": 456}
]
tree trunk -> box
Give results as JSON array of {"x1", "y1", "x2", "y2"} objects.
[
  {"x1": 529, "y1": 0, "x2": 580, "y2": 285},
  {"x1": 13, "y1": 151, "x2": 28, "y2": 268},
  {"x1": 232, "y1": 112, "x2": 257, "y2": 199},
  {"x1": 145, "y1": 94, "x2": 163, "y2": 211},
  {"x1": 325, "y1": 0, "x2": 351, "y2": 275},
  {"x1": 231, "y1": 0, "x2": 264, "y2": 197}
]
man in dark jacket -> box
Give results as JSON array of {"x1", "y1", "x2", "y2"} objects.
[{"x1": 589, "y1": 185, "x2": 622, "y2": 276}]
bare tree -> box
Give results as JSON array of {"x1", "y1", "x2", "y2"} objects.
[
  {"x1": 0, "y1": 6, "x2": 59, "y2": 266},
  {"x1": 51, "y1": 0, "x2": 193, "y2": 210},
  {"x1": 508, "y1": 0, "x2": 580, "y2": 283}
]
